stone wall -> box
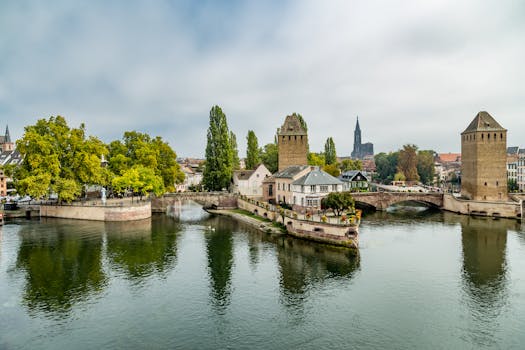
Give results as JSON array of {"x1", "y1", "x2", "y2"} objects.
[
  {"x1": 443, "y1": 194, "x2": 521, "y2": 219},
  {"x1": 40, "y1": 202, "x2": 151, "y2": 221}
]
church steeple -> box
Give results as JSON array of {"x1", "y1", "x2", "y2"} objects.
[
  {"x1": 352, "y1": 116, "x2": 362, "y2": 158},
  {"x1": 5, "y1": 125, "x2": 11, "y2": 143}
]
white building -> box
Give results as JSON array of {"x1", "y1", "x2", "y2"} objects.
[
  {"x1": 232, "y1": 164, "x2": 272, "y2": 197},
  {"x1": 518, "y1": 149, "x2": 525, "y2": 192},
  {"x1": 291, "y1": 167, "x2": 343, "y2": 210},
  {"x1": 339, "y1": 170, "x2": 370, "y2": 192},
  {"x1": 175, "y1": 166, "x2": 203, "y2": 192}
]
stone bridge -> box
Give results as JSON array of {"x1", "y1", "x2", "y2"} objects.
[
  {"x1": 152, "y1": 192, "x2": 238, "y2": 213},
  {"x1": 352, "y1": 192, "x2": 444, "y2": 210}
]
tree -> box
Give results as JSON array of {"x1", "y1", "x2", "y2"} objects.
[
  {"x1": 397, "y1": 144, "x2": 419, "y2": 182},
  {"x1": 293, "y1": 113, "x2": 309, "y2": 151},
  {"x1": 508, "y1": 179, "x2": 518, "y2": 192},
  {"x1": 15, "y1": 116, "x2": 108, "y2": 202},
  {"x1": 246, "y1": 130, "x2": 260, "y2": 169},
  {"x1": 108, "y1": 131, "x2": 184, "y2": 192},
  {"x1": 321, "y1": 192, "x2": 355, "y2": 216},
  {"x1": 308, "y1": 152, "x2": 325, "y2": 166},
  {"x1": 339, "y1": 159, "x2": 362, "y2": 172},
  {"x1": 260, "y1": 143, "x2": 278, "y2": 173},
  {"x1": 203, "y1": 106, "x2": 233, "y2": 191},
  {"x1": 394, "y1": 172, "x2": 406, "y2": 181},
  {"x1": 417, "y1": 150, "x2": 435, "y2": 185},
  {"x1": 323, "y1": 164, "x2": 341, "y2": 177},
  {"x1": 230, "y1": 131, "x2": 240, "y2": 170},
  {"x1": 324, "y1": 137, "x2": 337, "y2": 165},
  {"x1": 374, "y1": 152, "x2": 398, "y2": 183},
  {"x1": 112, "y1": 165, "x2": 165, "y2": 199}
]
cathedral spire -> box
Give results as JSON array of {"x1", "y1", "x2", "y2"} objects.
[
  {"x1": 5, "y1": 125, "x2": 10, "y2": 143},
  {"x1": 355, "y1": 116, "x2": 361, "y2": 132}
]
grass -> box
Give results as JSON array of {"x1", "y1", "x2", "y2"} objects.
[{"x1": 231, "y1": 209, "x2": 271, "y2": 222}]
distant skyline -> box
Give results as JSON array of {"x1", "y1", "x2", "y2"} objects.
[{"x1": 1, "y1": 0, "x2": 524, "y2": 157}]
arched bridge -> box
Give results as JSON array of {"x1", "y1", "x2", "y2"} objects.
[
  {"x1": 352, "y1": 192, "x2": 444, "y2": 210},
  {"x1": 152, "y1": 192, "x2": 238, "y2": 212}
]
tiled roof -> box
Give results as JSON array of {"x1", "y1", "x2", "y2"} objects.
[
  {"x1": 507, "y1": 146, "x2": 519, "y2": 155},
  {"x1": 234, "y1": 170, "x2": 255, "y2": 181},
  {"x1": 292, "y1": 168, "x2": 342, "y2": 186},
  {"x1": 274, "y1": 165, "x2": 309, "y2": 179},
  {"x1": 463, "y1": 111, "x2": 505, "y2": 133},
  {"x1": 438, "y1": 153, "x2": 461, "y2": 163},
  {"x1": 340, "y1": 170, "x2": 369, "y2": 182},
  {"x1": 279, "y1": 114, "x2": 306, "y2": 135}
]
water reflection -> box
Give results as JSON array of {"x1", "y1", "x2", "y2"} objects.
[
  {"x1": 204, "y1": 216, "x2": 235, "y2": 312},
  {"x1": 105, "y1": 216, "x2": 180, "y2": 281},
  {"x1": 14, "y1": 220, "x2": 106, "y2": 318},
  {"x1": 459, "y1": 216, "x2": 510, "y2": 347}
]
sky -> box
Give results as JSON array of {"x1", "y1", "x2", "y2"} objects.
[{"x1": 1, "y1": 0, "x2": 524, "y2": 158}]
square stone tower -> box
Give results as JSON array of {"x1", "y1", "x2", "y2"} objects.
[
  {"x1": 278, "y1": 114, "x2": 308, "y2": 171},
  {"x1": 461, "y1": 111, "x2": 507, "y2": 201}
]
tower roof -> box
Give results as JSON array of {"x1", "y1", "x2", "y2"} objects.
[
  {"x1": 462, "y1": 111, "x2": 506, "y2": 134},
  {"x1": 355, "y1": 116, "x2": 361, "y2": 131},
  {"x1": 279, "y1": 114, "x2": 306, "y2": 135}
]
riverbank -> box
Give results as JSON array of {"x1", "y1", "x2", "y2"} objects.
[{"x1": 206, "y1": 209, "x2": 286, "y2": 235}]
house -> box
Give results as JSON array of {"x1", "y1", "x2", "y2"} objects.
[
  {"x1": 175, "y1": 165, "x2": 203, "y2": 192},
  {"x1": 339, "y1": 170, "x2": 370, "y2": 192},
  {"x1": 232, "y1": 164, "x2": 272, "y2": 197},
  {"x1": 262, "y1": 165, "x2": 310, "y2": 205},
  {"x1": 518, "y1": 149, "x2": 525, "y2": 192},
  {"x1": 291, "y1": 167, "x2": 343, "y2": 211}
]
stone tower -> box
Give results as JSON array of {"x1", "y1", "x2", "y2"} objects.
[
  {"x1": 277, "y1": 114, "x2": 308, "y2": 171},
  {"x1": 461, "y1": 111, "x2": 507, "y2": 201}
]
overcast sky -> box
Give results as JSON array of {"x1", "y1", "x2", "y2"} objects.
[{"x1": 1, "y1": 0, "x2": 524, "y2": 158}]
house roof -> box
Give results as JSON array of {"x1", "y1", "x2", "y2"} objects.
[
  {"x1": 274, "y1": 165, "x2": 309, "y2": 179},
  {"x1": 519, "y1": 149, "x2": 525, "y2": 154},
  {"x1": 234, "y1": 170, "x2": 255, "y2": 181},
  {"x1": 437, "y1": 153, "x2": 461, "y2": 163},
  {"x1": 462, "y1": 111, "x2": 506, "y2": 134},
  {"x1": 292, "y1": 168, "x2": 342, "y2": 186},
  {"x1": 340, "y1": 170, "x2": 369, "y2": 182},
  {"x1": 507, "y1": 146, "x2": 519, "y2": 155}
]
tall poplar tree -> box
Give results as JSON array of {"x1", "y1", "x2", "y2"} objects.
[
  {"x1": 397, "y1": 144, "x2": 419, "y2": 181},
  {"x1": 324, "y1": 137, "x2": 337, "y2": 165},
  {"x1": 203, "y1": 106, "x2": 233, "y2": 191},
  {"x1": 230, "y1": 131, "x2": 240, "y2": 170},
  {"x1": 246, "y1": 130, "x2": 260, "y2": 169}
]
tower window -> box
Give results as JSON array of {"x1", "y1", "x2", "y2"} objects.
[
  {"x1": 484, "y1": 182, "x2": 487, "y2": 186},
  {"x1": 500, "y1": 133, "x2": 503, "y2": 140},
  {"x1": 482, "y1": 134, "x2": 484, "y2": 140},
  {"x1": 488, "y1": 133, "x2": 490, "y2": 140},
  {"x1": 494, "y1": 133, "x2": 496, "y2": 140}
]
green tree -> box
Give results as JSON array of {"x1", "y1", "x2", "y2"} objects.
[
  {"x1": 112, "y1": 165, "x2": 165, "y2": 199},
  {"x1": 508, "y1": 179, "x2": 518, "y2": 192},
  {"x1": 397, "y1": 144, "x2": 419, "y2": 182},
  {"x1": 308, "y1": 152, "x2": 325, "y2": 166},
  {"x1": 108, "y1": 131, "x2": 183, "y2": 192},
  {"x1": 203, "y1": 106, "x2": 233, "y2": 191},
  {"x1": 374, "y1": 152, "x2": 398, "y2": 183},
  {"x1": 339, "y1": 159, "x2": 362, "y2": 172},
  {"x1": 230, "y1": 131, "x2": 240, "y2": 170},
  {"x1": 323, "y1": 164, "x2": 341, "y2": 177},
  {"x1": 260, "y1": 143, "x2": 278, "y2": 173},
  {"x1": 15, "y1": 116, "x2": 108, "y2": 202},
  {"x1": 417, "y1": 150, "x2": 435, "y2": 185},
  {"x1": 324, "y1": 137, "x2": 337, "y2": 165},
  {"x1": 394, "y1": 172, "x2": 406, "y2": 181},
  {"x1": 321, "y1": 192, "x2": 355, "y2": 216},
  {"x1": 246, "y1": 130, "x2": 260, "y2": 169}
]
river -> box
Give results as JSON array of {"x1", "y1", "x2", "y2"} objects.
[{"x1": 1, "y1": 202, "x2": 525, "y2": 349}]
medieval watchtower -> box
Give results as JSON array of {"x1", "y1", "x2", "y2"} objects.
[
  {"x1": 461, "y1": 111, "x2": 507, "y2": 201},
  {"x1": 277, "y1": 114, "x2": 308, "y2": 171}
]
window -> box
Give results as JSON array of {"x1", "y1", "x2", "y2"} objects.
[
  {"x1": 482, "y1": 134, "x2": 484, "y2": 140},
  {"x1": 332, "y1": 185, "x2": 338, "y2": 191},
  {"x1": 488, "y1": 133, "x2": 490, "y2": 140},
  {"x1": 288, "y1": 184, "x2": 291, "y2": 191},
  {"x1": 310, "y1": 185, "x2": 316, "y2": 192},
  {"x1": 320, "y1": 185, "x2": 328, "y2": 192}
]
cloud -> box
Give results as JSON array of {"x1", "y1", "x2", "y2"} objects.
[{"x1": 1, "y1": 0, "x2": 524, "y2": 158}]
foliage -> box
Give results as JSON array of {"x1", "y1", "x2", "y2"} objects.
[
  {"x1": 260, "y1": 143, "x2": 278, "y2": 173},
  {"x1": 112, "y1": 165, "x2": 165, "y2": 197},
  {"x1": 394, "y1": 172, "x2": 406, "y2": 181},
  {"x1": 292, "y1": 112, "x2": 309, "y2": 151},
  {"x1": 339, "y1": 159, "x2": 362, "y2": 172},
  {"x1": 108, "y1": 131, "x2": 183, "y2": 192},
  {"x1": 230, "y1": 131, "x2": 240, "y2": 170},
  {"x1": 203, "y1": 106, "x2": 234, "y2": 191},
  {"x1": 417, "y1": 150, "x2": 435, "y2": 185},
  {"x1": 15, "y1": 116, "x2": 108, "y2": 202},
  {"x1": 308, "y1": 152, "x2": 325, "y2": 166},
  {"x1": 323, "y1": 163, "x2": 341, "y2": 177},
  {"x1": 508, "y1": 179, "x2": 518, "y2": 192},
  {"x1": 321, "y1": 192, "x2": 355, "y2": 217},
  {"x1": 324, "y1": 137, "x2": 337, "y2": 165},
  {"x1": 397, "y1": 144, "x2": 419, "y2": 181},
  {"x1": 374, "y1": 152, "x2": 399, "y2": 183},
  {"x1": 246, "y1": 130, "x2": 261, "y2": 169}
]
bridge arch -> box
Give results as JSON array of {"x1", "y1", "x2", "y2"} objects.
[{"x1": 351, "y1": 192, "x2": 444, "y2": 211}]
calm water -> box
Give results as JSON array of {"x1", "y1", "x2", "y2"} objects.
[{"x1": 1, "y1": 202, "x2": 525, "y2": 349}]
